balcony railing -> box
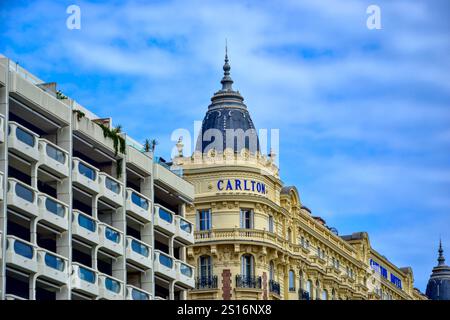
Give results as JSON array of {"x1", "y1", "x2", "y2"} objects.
[
  {"x1": 299, "y1": 289, "x2": 310, "y2": 300},
  {"x1": 235, "y1": 275, "x2": 262, "y2": 289},
  {"x1": 77, "y1": 212, "x2": 97, "y2": 232},
  {"x1": 195, "y1": 275, "x2": 218, "y2": 290},
  {"x1": 130, "y1": 238, "x2": 150, "y2": 257},
  {"x1": 158, "y1": 251, "x2": 174, "y2": 268},
  {"x1": 269, "y1": 279, "x2": 280, "y2": 295},
  {"x1": 78, "y1": 265, "x2": 96, "y2": 284},
  {"x1": 104, "y1": 176, "x2": 121, "y2": 194},
  {"x1": 158, "y1": 206, "x2": 173, "y2": 223},
  {"x1": 104, "y1": 277, "x2": 121, "y2": 294},
  {"x1": 44, "y1": 251, "x2": 66, "y2": 271},
  {"x1": 11, "y1": 124, "x2": 36, "y2": 147},
  {"x1": 45, "y1": 142, "x2": 66, "y2": 164},
  {"x1": 179, "y1": 262, "x2": 193, "y2": 278},
  {"x1": 44, "y1": 196, "x2": 66, "y2": 218},
  {"x1": 179, "y1": 217, "x2": 192, "y2": 234},
  {"x1": 13, "y1": 238, "x2": 34, "y2": 259},
  {"x1": 130, "y1": 191, "x2": 149, "y2": 210},
  {"x1": 77, "y1": 161, "x2": 97, "y2": 181}
]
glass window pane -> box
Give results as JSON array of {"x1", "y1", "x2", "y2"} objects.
[
  {"x1": 46, "y1": 144, "x2": 65, "y2": 164},
  {"x1": 15, "y1": 183, "x2": 34, "y2": 202},
  {"x1": 16, "y1": 127, "x2": 35, "y2": 147}
]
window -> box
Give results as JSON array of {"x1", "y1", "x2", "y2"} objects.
[
  {"x1": 332, "y1": 288, "x2": 336, "y2": 300},
  {"x1": 268, "y1": 216, "x2": 274, "y2": 233},
  {"x1": 199, "y1": 255, "x2": 212, "y2": 279},
  {"x1": 300, "y1": 236, "x2": 305, "y2": 247},
  {"x1": 287, "y1": 228, "x2": 292, "y2": 242},
  {"x1": 240, "y1": 209, "x2": 254, "y2": 229},
  {"x1": 269, "y1": 261, "x2": 275, "y2": 281},
  {"x1": 306, "y1": 280, "x2": 312, "y2": 299},
  {"x1": 306, "y1": 240, "x2": 310, "y2": 248},
  {"x1": 197, "y1": 209, "x2": 211, "y2": 231},
  {"x1": 241, "y1": 254, "x2": 254, "y2": 278},
  {"x1": 315, "y1": 280, "x2": 320, "y2": 299},
  {"x1": 289, "y1": 270, "x2": 295, "y2": 291},
  {"x1": 322, "y1": 290, "x2": 328, "y2": 300}
]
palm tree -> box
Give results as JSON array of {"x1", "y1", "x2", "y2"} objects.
[
  {"x1": 150, "y1": 139, "x2": 158, "y2": 152},
  {"x1": 143, "y1": 139, "x2": 151, "y2": 152}
]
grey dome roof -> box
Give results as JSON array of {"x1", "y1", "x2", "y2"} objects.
[
  {"x1": 426, "y1": 240, "x2": 450, "y2": 300},
  {"x1": 195, "y1": 48, "x2": 260, "y2": 154}
]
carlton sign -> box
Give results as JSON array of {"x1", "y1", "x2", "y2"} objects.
[{"x1": 217, "y1": 179, "x2": 267, "y2": 195}]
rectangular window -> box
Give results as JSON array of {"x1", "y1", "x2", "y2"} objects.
[
  {"x1": 240, "y1": 209, "x2": 254, "y2": 229},
  {"x1": 197, "y1": 209, "x2": 211, "y2": 231},
  {"x1": 268, "y1": 216, "x2": 274, "y2": 233}
]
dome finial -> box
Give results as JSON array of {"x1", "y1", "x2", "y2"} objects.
[
  {"x1": 221, "y1": 39, "x2": 234, "y2": 91},
  {"x1": 438, "y1": 238, "x2": 445, "y2": 266}
]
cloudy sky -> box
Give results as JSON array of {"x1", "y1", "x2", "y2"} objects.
[{"x1": 1, "y1": 0, "x2": 449, "y2": 292}]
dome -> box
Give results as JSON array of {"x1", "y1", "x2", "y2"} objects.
[
  {"x1": 426, "y1": 240, "x2": 450, "y2": 300},
  {"x1": 195, "y1": 47, "x2": 260, "y2": 154}
]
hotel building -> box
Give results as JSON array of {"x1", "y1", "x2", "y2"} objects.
[
  {"x1": 0, "y1": 54, "x2": 195, "y2": 300},
  {"x1": 171, "y1": 52, "x2": 428, "y2": 300}
]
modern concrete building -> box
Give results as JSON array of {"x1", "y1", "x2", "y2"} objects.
[
  {"x1": 0, "y1": 54, "x2": 195, "y2": 300},
  {"x1": 171, "y1": 52, "x2": 427, "y2": 300}
]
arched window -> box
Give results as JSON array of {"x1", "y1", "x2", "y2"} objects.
[
  {"x1": 287, "y1": 228, "x2": 292, "y2": 242},
  {"x1": 241, "y1": 254, "x2": 254, "y2": 278},
  {"x1": 315, "y1": 280, "x2": 320, "y2": 300},
  {"x1": 198, "y1": 255, "x2": 212, "y2": 279},
  {"x1": 322, "y1": 290, "x2": 328, "y2": 300},
  {"x1": 299, "y1": 271, "x2": 303, "y2": 291},
  {"x1": 306, "y1": 280, "x2": 312, "y2": 300},
  {"x1": 289, "y1": 270, "x2": 295, "y2": 291},
  {"x1": 269, "y1": 261, "x2": 275, "y2": 281}
]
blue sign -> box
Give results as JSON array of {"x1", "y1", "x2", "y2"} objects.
[
  {"x1": 217, "y1": 179, "x2": 267, "y2": 195},
  {"x1": 370, "y1": 259, "x2": 402, "y2": 289}
]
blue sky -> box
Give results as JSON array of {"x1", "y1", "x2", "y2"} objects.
[{"x1": 1, "y1": 0, "x2": 449, "y2": 292}]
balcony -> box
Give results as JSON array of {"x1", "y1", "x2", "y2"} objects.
[
  {"x1": 38, "y1": 194, "x2": 69, "y2": 231},
  {"x1": 153, "y1": 162, "x2": 194, "y2": 202},
  {"x1": 8, "y1": 122, "x2": 40, "y2": 162},
  {"x1": 175, "y1": 260, "x2": 195, "y2": 288},
  {"x1": 72, "y1": 157, "x2": 99, "y2": 194},
  {"x1": 8, "y1": 68, "x2": 71, "y2": 124},
  {"x1": 154, "y1": 204, "x2": 175, "y2": 235},
  {"x1": 154, "y1": 250, "x2": 176, "y2": 280},
  {"x1": 174, "y1": 215, "x2": 194, "y2": 245},
  {"x1": 5, "y1": 236, "x2": 38, "y2": 273},
  {"x1": 126, "y1": 285, "x2": 151, "y2": 300},
  {"x1": 37, "y1": 249, "x2": 68, "y2": 285},
  {"x1": 7, "y1": 178, "x2": 39, "y2": 217},
  {"x1": 37, "y1": 139, "x2": 69, "y2": 178},
  {"x1": 235, "y1": 275, "x2": 262, "y2": 289},
  {"x1": 71, "y1": 263, "x2": 99, "y2": 297},
  {"x1": 195, "y1": 275, "x2": 218, "y2": 290},
  {"x1": 72, "y1": 210, "x2": 100, "y2": 245},
  {"x1": 125, "y1": 236, "x2": 152, "y2": 269},
  {"x1": 99, "y1": 173, "x2": 123, "y2": 207},
  {"x1": 269, "y1": 279, "x2": 281, "y2": 296},
  {"x1": 98, "y1": 274, "x2": 124, "y2": 300},
  {"x1": 99, "y1": 223, "x2": 124, "y2": 256},
  {"x1": 298, "y1": 289, "x2": 310, "y2": 300},
  {"x1": 125, "y1": 188, "x2": 151, "y2": 223}
]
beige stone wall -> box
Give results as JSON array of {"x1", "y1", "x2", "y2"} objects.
[{"x1": 176, "y1": 153, "x2": 422, "y2": 300}]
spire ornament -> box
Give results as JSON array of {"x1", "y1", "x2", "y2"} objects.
[
  {"x1": 438, "y1": 239, "x2": 446, "y2": 266},
  {"x1": 221, "y1": 41, "x2": 234, "y2": 91}
]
